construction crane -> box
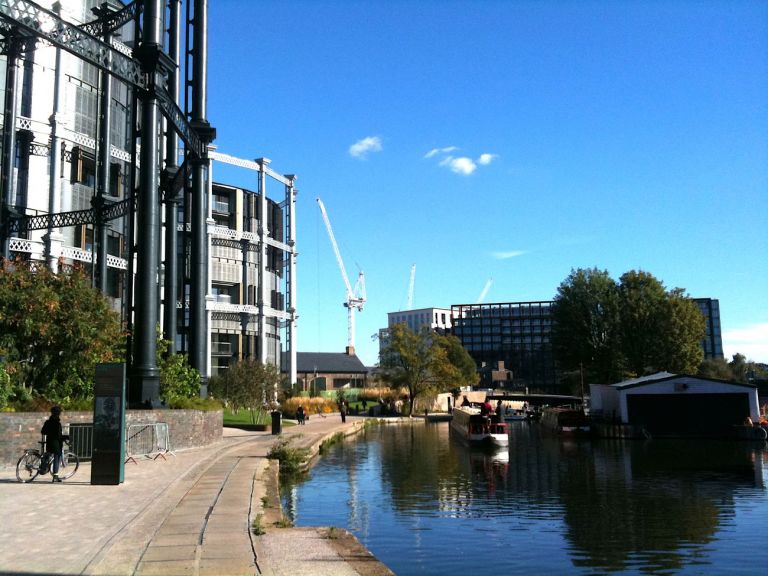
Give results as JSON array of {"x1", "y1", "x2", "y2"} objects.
[
  {"x1": 476, "y1": 277, "x2": 493, "y2": 304},
  {"x1": 316, "y1": 198, "x2": 367, "y2": 350},
  {"x1": 406, "y1": 264, "x2": 416, "y2": 309}
]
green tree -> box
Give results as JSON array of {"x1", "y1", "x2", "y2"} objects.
[
  {"x1": 0, "y1": 261, "x2": 123, "y2": 401},
  {"x1": 657, "y1": 288, "x2": 705, "y2": 373},
  {"x1": 551, "y1": 268, "x2": 623, "y2": 383},
  {"x1": 618, "y1": 270, "x2": 669, "y2": 375},
  {"x1": 698, "y1": 358, "x2": 732, "y2": 380},
  {"x1": 618, "y1": 271, "x2": 704, "y2": 376},
  {"x1": 728, "y1": 353, "x2": 748, "y2": 382},
  {"x1": 0, "y1": 362, "x2": 11, "y2": 409},
  {"x1": 380, "y1": 324, "x2": 476, "y2": 415},
  {"x1": 433, "y1": 333, "x2": 477, "y2": 389},
  {"x1": 209, "y1": 359, "x2": 281, "y2": 423}
]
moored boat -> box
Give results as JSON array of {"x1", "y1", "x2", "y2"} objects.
[
  {"x1": 542, "y1": 407, "x2": 591, "y2": 436},
  {"x1": 450, "y1": 405, "x2": 509, "y2": 447}
]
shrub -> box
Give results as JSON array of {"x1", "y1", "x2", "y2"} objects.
[
  {"x1": 281, "y1": 396, "x2": 337, "y2": 418},
  {"x1": 267, "y1": 437, "x2": 310, "y2": 478}
]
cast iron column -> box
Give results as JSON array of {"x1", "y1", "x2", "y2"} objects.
[
  {"x1": 131, "y1": 0, "x2": 164, "y2": 406},
  {"x1": 94, "y1": 3, "x2": 114, "y2": 294},
  {"x1": 163, "y1": 0, "x2": 181, "y2": 350},
  {"x1": 0, "y1": 35, "x2": 20, "y2": 259},
  {"x1": 189, "y1": 0, "x2": 214, "y2": 382}
]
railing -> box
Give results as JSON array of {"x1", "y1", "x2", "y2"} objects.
[
  {"x1": 125, "y1": 423, "x2": 174, "y2": 464},
  {"x1": 67, "y1": 423, "x2": 94, "y2": 461}
]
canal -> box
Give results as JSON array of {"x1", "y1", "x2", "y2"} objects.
[{"x1": 282, "y1": 420, "x2": 768, "y2": 575}]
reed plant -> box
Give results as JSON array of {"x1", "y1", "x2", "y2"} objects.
[{"x1": 281, "y1": 396, "x2": 337, "y2": 418}]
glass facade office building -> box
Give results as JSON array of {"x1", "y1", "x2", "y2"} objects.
[{"x1": 451, "y1": 301, "x2": 558, "y2": 392}]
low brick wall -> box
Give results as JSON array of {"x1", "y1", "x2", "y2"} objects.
[{"x1": 0, "y1": 409, "x2": 223, "y2": 469}]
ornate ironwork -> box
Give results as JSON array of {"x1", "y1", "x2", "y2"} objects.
[
  {"x1": 9, "y1": 195, "x2": 135, "y2": 234},
  {"x1": 78, "y1": 0, "x2": 141, "y2": 38},
  {"x1": 156, "y1": 84, "x2": 203, "y2": 159},
  {"x1": 0, "y1": 0, "x2": 146, "y2": 89}
]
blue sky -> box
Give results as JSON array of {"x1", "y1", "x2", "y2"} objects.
[{"x1": 206, "y1": 0, "x2": 767, "y2": 367}]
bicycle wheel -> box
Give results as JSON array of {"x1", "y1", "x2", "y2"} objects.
[
  {"x1": 16, "y1": 451, "x2": 42, "y2": 483},
  {"x1": 58, "y1": 451, "x2": 79, "y2": 480}
]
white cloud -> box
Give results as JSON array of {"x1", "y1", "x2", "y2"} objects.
[
  {"x1": 424, "y1": 146, "x2": 458, "y2": 159},
  {"x1": 440, "y1": 156, "x2": 477, "y2": 175},
  {"x1": 478, "y1": 153, "x2": 497, "y2": 165},
  {"x1": 425, "y1": 146, "x2": 497, "y2": 175},
  {"x1": 723, "y1": 323, "x2": 768, "y2": 363},
  {"x1": 492, "y1": 250, "x2": 526, "y2": 260},
  {"x1": 349, "y1": 136, "x2": 383, "y2": 159}
]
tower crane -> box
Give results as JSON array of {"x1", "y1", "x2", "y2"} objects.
[
  {"x1": 406, "y1": 264, "x2": 416, "y2": 310},
  {"x1": 316, "y1": 198, "x2": 367, "y2": 350}
]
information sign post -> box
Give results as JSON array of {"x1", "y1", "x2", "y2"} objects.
[{"x1": 91, "y1": 363, "x2": 126, "y2": 485}]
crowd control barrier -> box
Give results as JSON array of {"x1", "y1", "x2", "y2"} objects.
[{"x1": 125, "y1": 423, "x2": 174, "y2": 464}]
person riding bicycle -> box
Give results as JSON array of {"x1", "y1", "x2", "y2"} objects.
[{"x1": 41, "y1": 405, "x2": 68, "y2": 482}]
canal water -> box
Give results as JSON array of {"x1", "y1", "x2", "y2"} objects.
[{"x1": 282, "y1": 421, "x2": 768, "y2": 575}]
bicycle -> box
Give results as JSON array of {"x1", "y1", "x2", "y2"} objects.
[{"x1": 16, "y1": 437, "x2": 79, "y2": 483}]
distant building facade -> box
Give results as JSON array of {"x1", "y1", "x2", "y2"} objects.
[
  {"x1": 378, "y1": 307, "x2": 453, "y2": 355},
  {"x1": 451, "y1": 301, "x2": 558, "y2": 392},
  {"x1": 694, "y1": 298, "x2": 724, "y2": 360}
]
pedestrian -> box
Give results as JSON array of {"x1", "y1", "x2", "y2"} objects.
[
  {"x1": 340, "y1": 400, "x2": 347, "y2": 423},
  {"x1": 297, "y1": 405, "x2": 305, "y2": 425},
  {"x1": 41, "y1": 405, "x2": 67, "y2": 482}
]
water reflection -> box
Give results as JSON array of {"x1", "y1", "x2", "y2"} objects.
[{"x1": 283, "y1": 422, "x2": 768, "y2": 575}]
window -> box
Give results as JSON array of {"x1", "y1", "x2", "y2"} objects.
[{"x1": 70, "y1": 147, "x2": 96, "y2": 187}]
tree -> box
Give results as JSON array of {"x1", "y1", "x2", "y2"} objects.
[
  {"x1": 379, "y1": 324, "x2": 476, "y2": 415},
  {"x1": 657, "y1": 288, "x2": 705, "y2": 374},
  {"x1": 209, "y1": 359, "x2": 281, "y2": 423},
  {"x1": 551, "y1": 268, "x2": 622, "y2": 383},
  {"x1": 617, "y1": 270, "x2": 669, "y2": 375},
  {"x1": 0, "y1": 261, "x2": 124, "y2": 401},
  {"x1": 618, "y1": 271, "x2": 704, "y2": 376},
  {"x1": 432, "y1": 333, "x2": 477, "y2": 389},
  {"x1": 552, "y1": 267, "x2": 708, "y2": 383},
  {"x1": 698, "y1": 358, "x2": 732, "y2": 380}
]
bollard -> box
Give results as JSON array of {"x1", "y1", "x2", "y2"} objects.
[{"x1": 271, "y1": 410, "x2": 282, "y2": 435}]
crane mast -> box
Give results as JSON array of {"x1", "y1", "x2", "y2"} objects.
[{"x1": 316, "y1": 198, "x2": 366, "y2": 350}]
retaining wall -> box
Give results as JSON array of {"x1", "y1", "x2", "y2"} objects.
[{"x1": 0, "y1": 409, "x2": 223, "y2": 469}]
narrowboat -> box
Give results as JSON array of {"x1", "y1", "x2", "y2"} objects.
[{"x1": 450, "y1": 406, "x2": 509, "y2": 447}]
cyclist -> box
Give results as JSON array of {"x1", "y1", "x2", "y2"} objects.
[{"x1": 41, "y1": 405, "x2": 68, "y2": 482}]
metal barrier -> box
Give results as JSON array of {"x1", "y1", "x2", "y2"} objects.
[
  {"x1": 67, "y1": 423, "x2": 94, "y2": 461},
  {"x1": 125, "y1": 423, "x2": 174, "y2": 464}
]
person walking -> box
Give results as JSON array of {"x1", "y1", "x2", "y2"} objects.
[
  {"x1": 41, "y1": 405, "x2": 67, "y2": 482},
  {"x1": 296, "y1": 405, "x2": 306, "y2": 425},
  {"x1": 339, "y1": 401, "x2": 347, "y2": 423}
]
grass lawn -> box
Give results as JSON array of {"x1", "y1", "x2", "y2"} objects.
[
  {"x1": 223, "y1": 408, "x2": 295, "y2": 428},
  {"x1": 223, "y1": 408, "x2": 271, "y2": 426}
]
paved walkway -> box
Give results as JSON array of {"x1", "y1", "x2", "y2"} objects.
[{"x1": 0, "y1": 415, "x2": 394, "y2": 576}]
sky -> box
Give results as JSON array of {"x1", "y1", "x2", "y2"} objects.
[{"x1": 205, "y1": 0, "x2": 768, "y2": 367}]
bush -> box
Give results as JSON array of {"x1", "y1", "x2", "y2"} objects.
[
  {"x1": 281, "y1": 396, "x2": 337, "y2": 418},
  {"x1": 267, "y1": 438, "x2": 310, "y2": 478},
  {"x1": 0, "y1": 364, "x2": 10, "y2": 410},
  {"x1": 167, "y1": 396, "x2": 222, "y2": 411}
]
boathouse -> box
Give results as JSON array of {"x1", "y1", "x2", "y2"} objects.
[{"x1": 590, "y1": 372, "x2": 761, "y2": 438}]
